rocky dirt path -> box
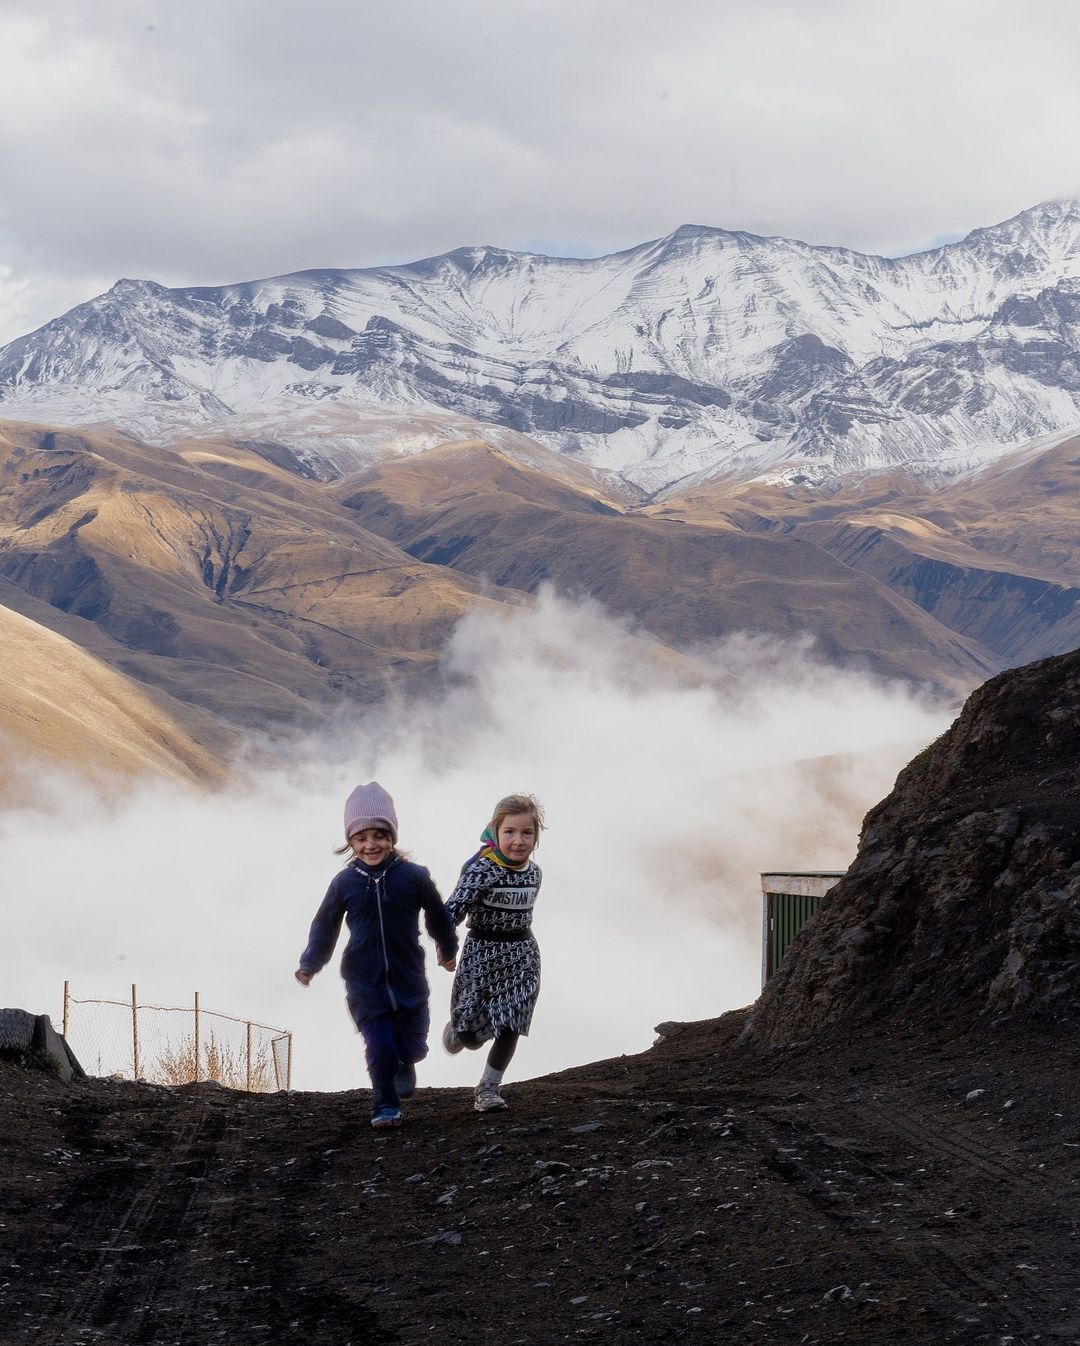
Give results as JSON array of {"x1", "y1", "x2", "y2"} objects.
[{"x1": 3, "y1": 1014, "x2": 1078, "y2": 1345}]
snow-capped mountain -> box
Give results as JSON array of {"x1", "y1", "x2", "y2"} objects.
[{"x1": 4, "y1": 199, "x2": 1080, "y2": 491}]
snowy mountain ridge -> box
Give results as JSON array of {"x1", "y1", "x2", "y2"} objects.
[{"x1": 3, "y1": 199, "x2": 1080, "y2": 491}]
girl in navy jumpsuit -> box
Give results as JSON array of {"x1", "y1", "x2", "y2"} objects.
[{"x1": 296, "y1": 782, "x2": 458, "y2": 1129}]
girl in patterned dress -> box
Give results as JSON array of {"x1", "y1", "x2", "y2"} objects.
[{"x1": 442, "y1": 793, "x2": 545, "y2": 1112}]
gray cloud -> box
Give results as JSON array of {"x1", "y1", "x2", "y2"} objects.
[{"x1": 0, "y1": 0, "x2": 1079, "y2": 340}]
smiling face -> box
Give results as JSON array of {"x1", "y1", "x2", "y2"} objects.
[
  {"x1": 348, "y1": 827, "x2": 394, "y2": 867},
  {"x1": 496, "y1": 812, "x2": 538, "y2": 865}
]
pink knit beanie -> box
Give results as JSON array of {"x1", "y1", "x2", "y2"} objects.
[{"x1": 344, "y1": 781, "x2": 398, "y2": 843}]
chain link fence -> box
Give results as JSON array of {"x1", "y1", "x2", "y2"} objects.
[{"x1": 62, "y1": 984, "x2": 292, "y2": 1092}]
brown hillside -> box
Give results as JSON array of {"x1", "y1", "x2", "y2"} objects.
[
  {"x1": 335, "y1": 441, "x2": 995, "y2": 697},
  {"x1": 661, "y1": 436, "x2": 1080, "y2": 670},
  {"x1": 0, "y1": 421, "x2": 512, "y2": 732},
  {"x1": 927, "y1": 433, "x2": 1080, "y2": 578},
  {"x1": 2, "y1": 414, "x2": 1076, "y2": 785},
  {"x1": 0, "y1": 590, "x2": 230, "y2": 794}
]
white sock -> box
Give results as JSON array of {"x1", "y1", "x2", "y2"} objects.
[{"x1": 480, "y1": 1064, "x2": 504, "y2": 1088}]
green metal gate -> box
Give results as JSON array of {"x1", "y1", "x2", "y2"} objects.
[
  {"x1": 760, "y1": 871, "x2": 844, "y2": 985},
  {"x1": 766, "y1": 891, "x2": 822, "y2": 980}
]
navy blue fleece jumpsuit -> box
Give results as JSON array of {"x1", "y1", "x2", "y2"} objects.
[{"x1": 298, "y1": 854, "x2": 458, "y2": 1110}]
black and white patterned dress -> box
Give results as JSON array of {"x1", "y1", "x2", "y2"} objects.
[{"x1": 446, "y1": 854, "x2": 542, "y2": 1040}]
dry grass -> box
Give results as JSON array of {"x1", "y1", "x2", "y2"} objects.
[{"x1": 151, "y1": 1029, "x2": 275, "y2": 1093}]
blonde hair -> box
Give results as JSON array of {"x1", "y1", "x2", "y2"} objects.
[{"x1": 488, "y1": 793, "x2": 546, "y2": 846}]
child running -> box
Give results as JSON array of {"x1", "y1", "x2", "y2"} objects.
[
  {"x1": 295, "y1": 782, "x2": 458, "y2": 1130},
  {"x1": 442, "y1": 793, "x2": 545, "y2": 1113}
]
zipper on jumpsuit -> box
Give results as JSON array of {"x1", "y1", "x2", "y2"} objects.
[{"x1": 371, "y1": 872, "x2": 398, "y2": 1011}]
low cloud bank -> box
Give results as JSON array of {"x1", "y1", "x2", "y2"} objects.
[{"x1": 2, "y1": 591, "x2": 951, "y2": 1091}]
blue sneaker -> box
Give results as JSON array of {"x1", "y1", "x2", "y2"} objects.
[
  {"x1": 394, "y1": 1062, "x2": 417, "y2": 1099},
  {"x1": 371, "y1": 1105, "x2": 402, "y2": 1130}
]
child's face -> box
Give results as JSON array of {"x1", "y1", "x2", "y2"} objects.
[
  {"x1": 497, "y1": 812, "x2": 538, "y2": 864},
  {"x1": 349, "y1": 827, "x2": 393, "y2": 866}
]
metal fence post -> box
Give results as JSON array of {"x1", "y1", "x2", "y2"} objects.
[
  {"x1": 131, "y1": 983, "x2": 140, "y2": 1080},
  {"x1": 246, "y1": 1021, "x2": 253, "y2": 1092},
  {"x1": 194, "y1": 991, "x2": 201, "y2": 1083},
  {"x1": 63, "y1": 981, "x2": 70, "y2": 1039},
  {"x1": 287, "y1": 1033, "x2": 293, "y2": 1091}
]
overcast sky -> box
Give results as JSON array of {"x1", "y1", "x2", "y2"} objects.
[{"x1": 0, "y1": 0, "x2": 1078, "y2": 342}]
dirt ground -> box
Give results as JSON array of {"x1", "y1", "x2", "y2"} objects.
[{"x1": 2, "y1": 1010, "x2": 1079, "y2": 1346}]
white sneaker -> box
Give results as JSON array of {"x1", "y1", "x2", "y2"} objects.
[
  {"x1": 442, "y1": 1021, "x2": 464, "y2": 1055},
  {"x1": 474, "y1": 1082, "x2": 507, "y2": 1113}
]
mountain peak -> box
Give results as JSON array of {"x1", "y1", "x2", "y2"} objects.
[
  {"x1": 105, "y1": 278, "x2": 165, "y2": 299},
  {"x1": 1019, "y1": 196, "x2": 1080, "y2": 224},
  {"x1": 957, "y1": 197, "x2": 1080, "y2": 257},
  {"x1": 4, "y1": 202, "x2": 1080, "y2": 491},
  {"x1": 442, "y1": 244, "x2": 521, "y2": 269},
  {"x1": 655, "y1": 222, "x2": 743, "y2": 253},
  {"x1": 667, "y1": 223, "x2": 728, "y2": 241}
]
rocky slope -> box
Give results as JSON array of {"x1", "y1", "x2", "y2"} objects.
[
  {"x1": 744, "y1": 646, "x2": 1080, "y2": 1047},
  {"x1": 3, "y1": 202, "x2": 1080, "y2": 490}
]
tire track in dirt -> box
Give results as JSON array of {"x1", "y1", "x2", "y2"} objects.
[
  {"x1": 746, "y1": 1081, "x2": 1079, "y2": 1343},
  {"x1": 856, "y1": 1089, "x2": 1080, "y2": 1344},
  {"x1": 33, "y1": 1092, "x2": 391, "y2": 1346},
  {"x1": 864, "y1": 1091, "x2": 1048, "y2": 1199},
  {"x1": 29, "y1": 1098, "x2": 230, "y2": 1345},
  {"x1": 138, "y1": 1093, "x2": 393, "y2": 1346},
  {"x1": 576, "y1": 1085, "x2": 997, "y2": 1336}
]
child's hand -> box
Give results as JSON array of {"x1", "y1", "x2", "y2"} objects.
[{"x1": 294, "y1": 969, "x2": 312, "y2": 986}]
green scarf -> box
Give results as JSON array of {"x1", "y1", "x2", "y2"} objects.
[{"x1": 478, "y1": 824, "x2": 527, "y2": 870}]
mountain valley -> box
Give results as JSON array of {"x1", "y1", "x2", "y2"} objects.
[{"x1": 0, "y1": 407, "x2": 1075, "y2": 786}]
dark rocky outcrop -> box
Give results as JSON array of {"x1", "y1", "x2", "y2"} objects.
[
  {"x1": 0, "y1": 1009, "x2": 84, "y2": 1081},
  {"x1": 744, "y1": 647, "x2": 1080, "y2": 1046}
]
